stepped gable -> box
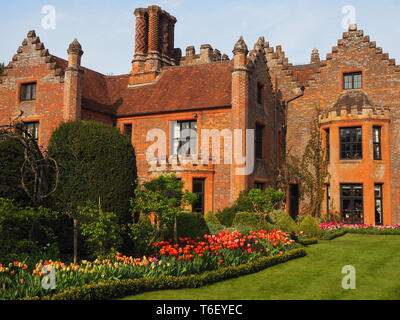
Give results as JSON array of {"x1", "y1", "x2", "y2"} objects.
[
  {"x1": 0, "y1": 30, "x2": 66, "y2": 84},
  {"x1": 326, "y1": 24, "x2": 399, "y2": 72},
  {"x1": 264, "y1": 42, "x2": 303, "y2": 100}
]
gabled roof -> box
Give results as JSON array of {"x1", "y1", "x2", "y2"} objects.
[{"x1": 104, "y1": 61, "x2": 233, "y2": 117}]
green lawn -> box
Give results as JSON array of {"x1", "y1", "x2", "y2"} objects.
[{"x1": 123, "y1": 234, "x2": 400, "y2": 300}]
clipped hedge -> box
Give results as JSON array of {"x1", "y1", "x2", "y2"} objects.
[
  {"x1": 322, "y1": 230, "x2": 347, "y2": 240},
  {"x1": 176, "y1": 212, "x2": 210, "y2": 238},
  {"x1": 24, "y1": 248, "x2": 306, "y2": 300},
  {"x1": 297, "y1": 238, "x2": 319, "y2": 246},
  {"x1": 345, "y1": 229, "x2": 400, "y2": 236}
]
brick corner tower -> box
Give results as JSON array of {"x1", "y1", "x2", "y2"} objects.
[{"x1": 63, "y1": 39, "x2": 84, "y2": 122}]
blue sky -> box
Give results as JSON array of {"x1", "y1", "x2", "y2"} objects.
[{"x1": 1, "y1": 0, "x2": 400, "y2": 75}]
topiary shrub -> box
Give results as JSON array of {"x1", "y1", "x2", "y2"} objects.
[
  {"x1": 217, "y1": 207, "x2": 237, "y2": 227},
  {"x1": 276, "y1": 215, "x2": 299, "y2": 235},
  {"x1": 47, "y1": 121, "x2": 137, "y2": 222},
  {"x1": 176, "y1": 212, "x2": 210, "y2": 239},
  {"x1": 299, "y1": 216, "x2": 323, "y2": 239},
  {"x1": 268, "y1": 210, "x2": 288, "y2": 225},
  {"x1": 204, "y1": 212, "x2": 220, "y2": 225},
  {"x1": 233, "y1": 212, "x2": 268, "y2": 229}
]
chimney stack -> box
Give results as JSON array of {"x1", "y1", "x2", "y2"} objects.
[
  {"x1": 310, "y1": 48, "x2": 320, "y2": 65},
  {"x1": 130, "y1": 5, "x2": 177, "y2": 86}
]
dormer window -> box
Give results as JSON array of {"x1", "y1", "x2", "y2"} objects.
[
  {"x1": 343, "y1": 72, "x2": 362, "y2": 90},
  {"x1": 20, "y1": 82, "x2": 37, "y2": 102}
]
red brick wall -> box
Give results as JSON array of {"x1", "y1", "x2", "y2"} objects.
[
  {"x1": 0, "y1": 33, "x2": 65, "y2": 148},
  {"x1": 284, "y1": 26, "x2": 400, "y2": 224}
]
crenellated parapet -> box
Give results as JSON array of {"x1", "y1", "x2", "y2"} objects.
[
  {"x1": 319, "y1": 90, "x2": 390, "y2": 124},
  {"x1": 179, "y1": 44, "x2": 230, "y2": 66}
]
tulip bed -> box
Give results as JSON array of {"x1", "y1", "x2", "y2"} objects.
[{"x1": 0, "y1": 230, "x2": 298, "y2": 300}]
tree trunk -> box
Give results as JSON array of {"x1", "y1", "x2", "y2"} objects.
[
  {"x1": 73, "y1": 218, "x2": 78, "y2": 264},
  {"x1": 174, "y1": 215, "x2": 178, "y2": 245}
]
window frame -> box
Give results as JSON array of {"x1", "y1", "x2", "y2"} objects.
[
  {"x1": 343, "y1": 72, "x2": 362, "y2": 90},
  {"x1": 340, "y1": 184, "x2": 364, "y2": 225},
  {"x1": 373, "y1": 126, "x2": 382, "y2": 161},
  {"x1": 325, "y1": 128, "x2": 330, "y2": 162},
  {"x1": 255, "y1": 182, "x2": 266, "y2": 190},
  {"x1": 20, "y1": 82, "x2": 37, "y2": 102},
  {"x1": 255, "y1": 124, "x2": 264, "y2": 160},
  {"x1": 374, "y1": 184, "x2": 383, "y2": 226},
  {"x1": 340, "y1": 126, "x2": 363, "y2": 160},
  {"x1": 23, "y1": 121, "x2": 39, "y2": 143},
  {"x1": 257, "y1": 83, "x2": 264, "y2": 106},
  {"x1": 192, "y1": 178, "x2": 205, "y2": 214},
  {"x1": 171, "y1": 120, "x2": 198, "y2": 156},
  {"x1": 123, "y1": 124, "x2": 133, "y2": 140}
]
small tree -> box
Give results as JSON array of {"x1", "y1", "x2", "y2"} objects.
[
  {"x1": 0, "y1": 63, "x2": 4, "y2": 75},
  {"x1": 300, "y1": 110, "x2": 330, "y2": 217},
  {"x1": 131, "y1": 174, "x2": 196, "y2": 246},
  {"x1": 235, "y1": 188, "x2": 285, "y2": 214},
  {"x1": 48, "y1": 121, "x2": 137, "y2": 263},
  {"x1": 77, "y1": 202, "x2": 122, "y2": 258}
]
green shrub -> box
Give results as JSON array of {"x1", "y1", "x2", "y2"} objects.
[
  {"x1": 235, "y1": 188, "x2": 284, "y2": 214},
  {"x1": 276, "y1": 215, "x2": 299, "y2": 234},
  {"x1": 322, "y1": 230, "x2": 347, "y2": 240},
  {"x1": 176, "y1": 212, "x2": 210, "y2": 239},
  {"x1": 299, "y1": 216, "x2": 323, "y2": 239},
  {"x1": 26, "y1": 248, "x2": 306, "y2": 300},
  {"x1": 204, "y1": 212, "x2": 220, "y2": 225},
  {"x1": 207, "y1": 224, "x2": 226, "y2": 235},
  {"x1": 0, "y1": 137, "x2": 29, "y2": 204},
  {"x1": 297, "y1": 238, "x2": 318, "y2": 246},
  {"x1": 0, "y1": 198, "x2": 61, "y2": 264},
  {"x1": 78, "y1": 202, "x2": 123, "y2": 258},
  {"x1": 217, "y1": 207, "x2": 237, "y2": 227},
  {"x1": 47, "y1": 121, "x2": 137, "y2": 222},
  {"x1": 233, "y1": 211, "x2": 270, "y2": 230},
  {"x1": 128, "y1": 213, "x2": 157, "y2": 255},
  {"x1": 268, "y1": 210, "x2": 288, "y2": 225}
]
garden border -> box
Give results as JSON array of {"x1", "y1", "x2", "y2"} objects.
[{"x1": 23, "y1": 248, "x2": 306, "y2": 300}]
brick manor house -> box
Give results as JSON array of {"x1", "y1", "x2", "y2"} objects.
[{"x1": 0, "y1": 5, "x2": 399, "y2": 225}]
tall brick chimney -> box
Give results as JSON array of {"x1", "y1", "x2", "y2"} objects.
[
  {"x1": 129, "y1": 5, "x2": 177, "y2": 86},
  {"x1": 63, "y1": 39, "x2": 83, "y2": 121}
]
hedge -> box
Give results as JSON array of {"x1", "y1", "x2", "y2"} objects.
[
  {"x1": 345, "y1": 229, "x2": 400, "y2": 236},
  {"x1": 297, "y1": 238, "x2": 319, "y2": 246},
  {"x1": 24, "y1": 248, "x2": 306, "y2": 300},
  {"x1": 322, "y1": 230, "x2": 347, "y2": 240}
]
